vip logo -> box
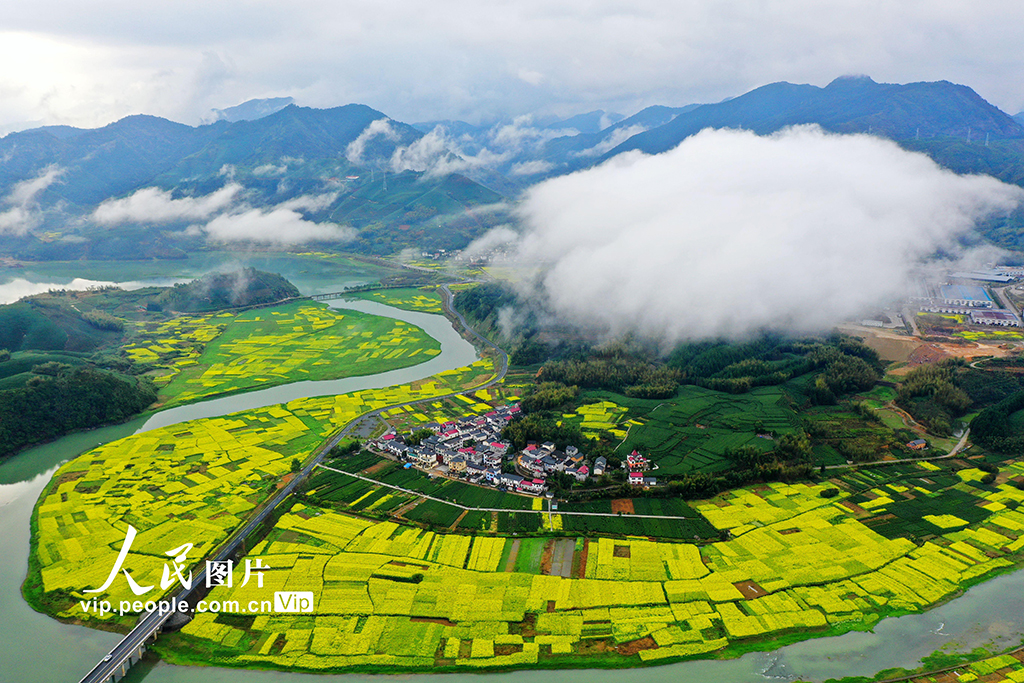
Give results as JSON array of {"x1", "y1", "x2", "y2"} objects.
[{"x1": 274, "y1": 591, "x2": 314, "y2": 613}]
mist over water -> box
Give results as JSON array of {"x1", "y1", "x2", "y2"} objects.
[{"x1": 511, "y1": 126, "x2": 1024, "y2": 343}]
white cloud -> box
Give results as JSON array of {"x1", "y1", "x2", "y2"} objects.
[
  {"x1": 1, "y1": 3, "x2": 1024, "y2": 128},
  {"x1": 489, "y1": 115, "x2": 576, "y2": 154},
  {"x1": 463, "y1": 226, "x2": 518, "y2": 258},
  {"x1": 200, "y1": 207, "x2": 355, "y2": 245},
  {"x1": 92, "y1": 183, "x2": 242, "y2": 224},
  {"x1": 515, "y1": 125, "x2": 1024, "y2": 343},
  {"x1": 0, "y1": 276, "x2": 192, "y2": 304},
  {"x1": 389, "y1": 126, "x2": 509, "y2": 177},
  {"x1": 509, "y1": 160, "x2": 555, "y2": 176},
  {"x1": 252, "y1": 163, "x2": 287, "y2": 176},
  {"x1": 346, "y1": 119, "x2": 400, "y2": 165},
  {"x1": 277, "y1": 192, "x2": 337, "y2": 212},
  {"x1": 572, "y1": 124, "x2": 649, "y2": 158},
  {"x1": 516, "y1": 68, "x2": 544, "y2": 86},
  {"x1": 89, "y1": 181, "x2": 343, "y2": 244},
  {"x1": 0, "y1": 165, "x2": 62, "y2": 235}
]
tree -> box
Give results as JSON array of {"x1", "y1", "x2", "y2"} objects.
[
  {"x1": 406, "y1": 429, "x2": 434, "y2": 447},
  {"x1": 777, "y1": 431, "x2": 811, "y2": 460},
  {"x1": 291, "y1": 458, "x2": 302, "y2": 472}
]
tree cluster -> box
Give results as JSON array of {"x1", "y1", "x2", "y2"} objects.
[
  {"x1": 158, "y1": 268, "x2": 299, "y2": 312},
  {"x1": 536, "y1": 355, "x2": 680, "y2": 398},
  {"x1": 0, "y1": 365, "x2": 156, "y2": 460},
  {"x1": 501, "y1": 413, "x2": 588, "y2": 452},
  {"x1": 81, "y1": 309, "x2": 126, "y2": 332},
  {"x1": 972, "y1": 389, "x2": 1024, "y2": 453},
  {"x1": 897, "y1": 359, "x2": 971, "y2": 436},
  {"x1": 520, "y1": 382, "x2": 579, "y2": 413}
]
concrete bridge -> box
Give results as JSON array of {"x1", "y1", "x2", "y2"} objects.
[
  {"x1": 78, "y1": 283, "x2": 504, "y2": 682},
  {"x1": 309, "y1": 291, "x2": 351, "y2": 301}
]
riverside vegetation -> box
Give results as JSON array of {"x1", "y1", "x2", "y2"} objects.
[
  {"x1": 0, "y1": 269, "x2": 442, "y2": 459},
  {"x1": 23, "y1": 279, "x2": 1024, "y2": 675}
]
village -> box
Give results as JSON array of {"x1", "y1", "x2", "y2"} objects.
[{"x1": 372, "y1": 403, "x2": 658, "y2": 497}]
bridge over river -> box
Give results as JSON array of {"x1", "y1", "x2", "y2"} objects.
[{"x1": 78, "y1": 284, "x2": 507, "y2": 682}]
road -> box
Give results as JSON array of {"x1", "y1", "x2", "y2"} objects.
[
  {"x1": 901, "y1": 306, "x2": 922, "y2": 337},
  {"x1": 315, "y1": 463, "x2": 698, "y2": 521},
  {"x1": 824, "y1": 428, "x2": 971, "y2": 471},
  {"x1": 993, "y1": 285, "x2": 1023, "y2": 324},
  {"x1": 78, "y1": 283, "x2": 507, "y2": 683}
]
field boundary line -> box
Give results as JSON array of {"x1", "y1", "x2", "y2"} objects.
[{"x1": 314, "y1": 463, "x2": 697, "y2": 520}]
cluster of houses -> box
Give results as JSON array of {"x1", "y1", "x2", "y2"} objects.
[
  {"x1": 625, "y1": 450, "x2": 658, "y2": 487},
  {"x1": 373, "y1": 403, "x2": 660, "y2": 497},
  {"x1": 377, "y1": 404, "x2": 519, "y2": 478}
]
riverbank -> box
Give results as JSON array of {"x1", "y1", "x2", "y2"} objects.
[{"x1": 6, "y1": 294, "x2": 1024, "y2": 683}]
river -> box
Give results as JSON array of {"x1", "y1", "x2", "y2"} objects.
[{"x1": 1, "y1": 299, "x2": 1024, "y2": 683}]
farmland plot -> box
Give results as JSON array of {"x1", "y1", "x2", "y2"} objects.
[{"x1": 160, "y1": 459, "x2": 1024, "y2": 673}]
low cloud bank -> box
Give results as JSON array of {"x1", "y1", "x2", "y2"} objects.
[
  {"x1": 93, "y1": 184, "x2": 242, "y2": 224},
  {"x1": 92, "y1": 183, "x2": 349, "y2": 245},
  {"x1": 200, "y1": 207, "x2": 355, "y2": 245},
  {"x1": 0, "y1": 166, "x2": 62, "y2": 235},
  {"x1": 346, "y1": 119, "x2": 400, "y2": 165},
  {"x1": 514, "y1": 125, "x2": 1023, "y2": 343}
]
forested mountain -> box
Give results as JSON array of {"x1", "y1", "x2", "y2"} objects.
[
  {"x1": 3, "y1": 76, "x2": 1024, "y2": 259},
  {"x1": 605, "y1": 77, "x2": 1024, "y2": 159},
  {"x1": 0, "y1": 104, "x2": 505, "y2": 259}
]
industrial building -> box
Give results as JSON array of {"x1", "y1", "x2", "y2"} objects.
[
  {"x1": 970, "y1": 310, "x2": 1020, "y2": 327},
  {"x1": 937, "y1": 285, "x2": 993, "y2": 308}
]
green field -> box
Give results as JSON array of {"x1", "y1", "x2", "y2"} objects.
[
  {"x1": 309, "y1": 462, "x2": 718, "y2": 540},
  {"x1": 309, "y1": 464, "x2": 536, "y2": 515},
  {"x1": 148, "y1": 458, "x2": 1024, "y2": 673},
  {"x1": 344, "y1": 287, "x2": 444, "y2": 314},
  {"x1": 605, "y1": 385, "x2": 799, "y2": 475},
  {"x1": 25, "y1": 357, "x2": 498, "y2": 625},
  {"x1": 137, "y1": 301, "x2": 441, "y2": 406}
]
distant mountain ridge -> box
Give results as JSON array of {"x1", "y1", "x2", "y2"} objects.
[
  {"x1": 208, "y1": 97, "x2": 295, "y2": 123},
  {"x1": 3, "y1": 76, "x2": 1024, "y2": 258},
  {"x1": 0, "y1": 104, "x2": 506, "y2": 259},
  {"x1": 605, "y1": 77, "x2": 1024, "y2": 160}
]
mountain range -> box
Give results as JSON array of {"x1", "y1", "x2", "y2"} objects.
[{"x1": 2, "y1": 76, "x2": 1024, "y2": 259}]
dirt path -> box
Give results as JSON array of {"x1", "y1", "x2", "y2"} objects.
[
  {"x1": 549, "y1": 538, "x2": 576, "y2": 577},
  {"x1": 448, "y1": 510, "x2": 469, "y2": 530},
  {"x1": 393, "y1": 497, "x2": 425, "y2": 519},
  {"x1": 572, "y1": 539, "x2": 589, "y2": 578},
  {"x1": 503, "y1": 538, "x2": 521, "y2": 572}
]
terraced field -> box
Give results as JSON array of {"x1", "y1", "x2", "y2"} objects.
[
  {"x1": 606, "y1": 386, "x2": 800, "y2": 475},
  {"x1": 559, "y1": 400, "x2": 632, "y2": 440},
  {"x1": 127, "y1": 301, "x2": 441, "y2": 407},
  {"x1": 153, "y1": 460, "x2": 1024, "y2": 672}
]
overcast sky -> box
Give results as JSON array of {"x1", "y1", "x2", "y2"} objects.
[{"x1": 2, "y1": 1, "x2": 1023, "y2": 132}]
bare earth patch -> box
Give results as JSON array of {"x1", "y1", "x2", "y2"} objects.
[
  {"x1": 362, "y1": 460, "x2": 391, "y2": 476},
  {"x1": 734, "y1": 580, "x2": 767, "y2": 598},
  {"x1": 615, "y1": 636, "x2": 658, "y2": 655},
  {"x1": 540, "y1": 540, "x2": 554, "y2": 575},
  {"x1": 610, "y1": 499, "x2": 635, "y2": 514},
  {"x1": 572, "y1": 539, "x2": 589, "y2": 579}
]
